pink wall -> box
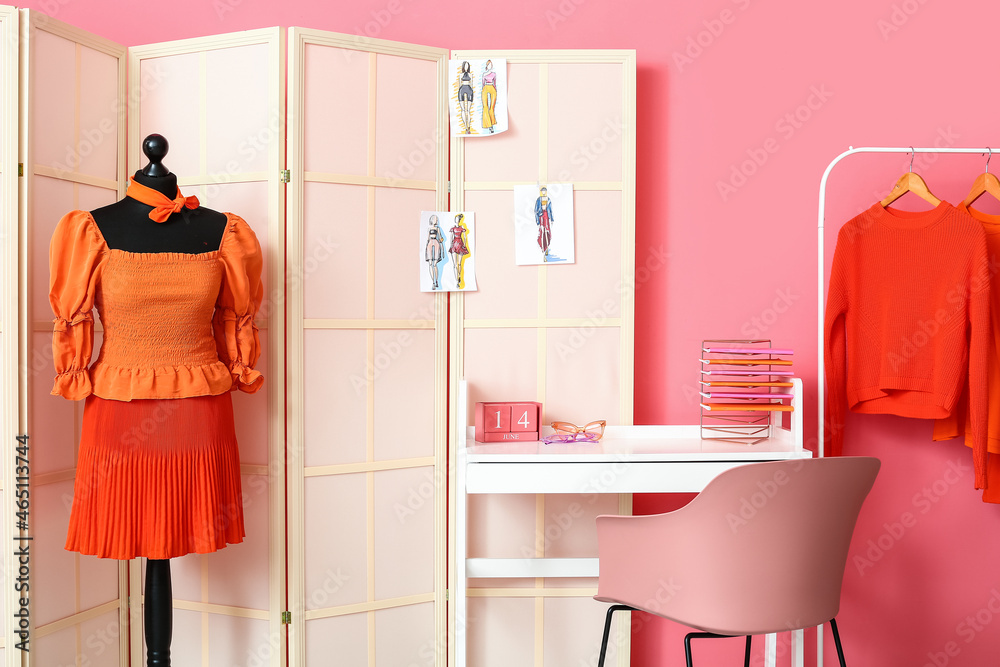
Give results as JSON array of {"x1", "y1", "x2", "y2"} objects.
[{"x1": 20, "y1": 0, "x2": 1000, "y2": 664}]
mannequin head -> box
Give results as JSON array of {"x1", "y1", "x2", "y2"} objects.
[{"x1": 141, "y1": 134, "x2": 171, "y2": 178}]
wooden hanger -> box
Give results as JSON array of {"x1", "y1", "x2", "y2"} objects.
[
  {"x1": 963, "y1": 148, "x2": 1000, "y2": 207},
  {"x1": 880, "y1": 147, "x2": 942, "y2": 207}
]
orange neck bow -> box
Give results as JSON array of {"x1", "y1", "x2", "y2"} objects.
[{"x1": 126, "y1": 177, "x2": 200, "y2": 223}]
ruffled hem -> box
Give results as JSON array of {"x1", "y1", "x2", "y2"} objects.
[
  {"x1": 90, "y1": 360, "x2": 233, "y2": 401},
  {"x1": 231, "y1": 361, "x2": 264, "y2": 393},
  {"x1": 51, "y1": 369, "x2": 93, "y2": 401}
]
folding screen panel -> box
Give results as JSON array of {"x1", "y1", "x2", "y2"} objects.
[
  {"x1": 449, "y1": 50, "x2": 636, "y2": 667},
  {"x1": 286, "y1": 28, "x2": 449, "y2": 667},
  {"x1": 128, "y1": 28, "x2": 286, "y2": 667},
  {"x1": 0, "y1": 7, "x2": 17, "y2": 667},
  {"x1": 18, "y1": 10, "x2": 128, "y2": 667}
]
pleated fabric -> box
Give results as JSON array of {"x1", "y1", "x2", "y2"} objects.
[{"x1": 65, "y1": 392, "x2": 245, "y2": 560}]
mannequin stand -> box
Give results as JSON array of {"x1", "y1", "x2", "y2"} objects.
[{"x1": 145, "y1": 559, "x2": 172, "y2": 666}]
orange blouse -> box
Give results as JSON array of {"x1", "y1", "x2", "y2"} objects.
[{"x1": 49, "y1": 209, "x2": 264, "y2": 401}]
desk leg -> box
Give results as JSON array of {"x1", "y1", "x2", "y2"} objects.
[
  {"x1": 792, "y1": 629, "x2": 803, "y2": 667},
  {"x1": 817, "y1": 623, "x2": 824, "y2": 667},
  {"x1": 456, "y1": 453, "x2": 468, "y2": 667},
  {"x1": 616, "y1": 493, "x2": 632, "y2": 667},
  {"x1": 765, "y1": 633, "x2": 776, "y2": 667}
]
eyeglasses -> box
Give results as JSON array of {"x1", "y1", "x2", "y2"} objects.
[{"x1": 542, "y1": 420, "x2": 606, "y2": 444}]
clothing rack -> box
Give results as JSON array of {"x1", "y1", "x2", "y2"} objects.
[
  {"x1": 815, "y1": 145, "x2": 995, "y2": 667},
  {"x1": 817, "y1": 146, "x2": 995, "y2": 457}
]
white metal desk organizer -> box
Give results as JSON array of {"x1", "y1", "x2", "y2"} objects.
[{"x1": 699, "y1": 339, "x2": 795, "y2": 445}]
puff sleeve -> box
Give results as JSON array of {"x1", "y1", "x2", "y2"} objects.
[
  {"x1": 48, "y1": 211, "x2": 105, "y2": 400},
  {"x1": 213, "y1": 214, "x2": 264, "y2": 393}
]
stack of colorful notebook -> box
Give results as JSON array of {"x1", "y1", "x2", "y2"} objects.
[{"x1": 699, "y1": 339, "x2": 794, "y2": 445}]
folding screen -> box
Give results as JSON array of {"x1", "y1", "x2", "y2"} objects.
[
  {"x1": 0, "y1": 7, "x2": 17, "y2": 667},
  {"x1": 285, "y1": 28, "x2": 450, "y2": 667},
  {"x1": 449, "y1": 50, "x2": 636, "y2": 667},
  {"x1": 18, "y1": 10, "x2": 128, "y2": 667},
  {"x1": 4, "y1": 18, "x2": 635, "y2": 666},
  {"x1": 127, "y1": 27, "x2": 286, "y2": 667}
]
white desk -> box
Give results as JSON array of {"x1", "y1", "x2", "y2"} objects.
[{"x1": 455, "y1": 379, "x2": 811, "y2": 667}]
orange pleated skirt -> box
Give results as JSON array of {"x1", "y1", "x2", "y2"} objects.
[{"x1": 65, "y1": 392, "x2": 245, "y2": 560}]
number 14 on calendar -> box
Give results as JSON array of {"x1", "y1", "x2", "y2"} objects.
[{"x1": 474, "y1": 401, "x2": 543, "y2": 443}]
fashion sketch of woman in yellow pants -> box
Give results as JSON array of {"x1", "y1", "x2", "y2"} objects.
[{"x1": 482, "y1": 60, "x2": 498, "y2": 134}]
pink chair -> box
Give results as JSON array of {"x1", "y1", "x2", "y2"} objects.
[{"x1": 594, "y1": 456, "x2": 880, "y2": 667}]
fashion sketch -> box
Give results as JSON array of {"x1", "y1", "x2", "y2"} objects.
[
  {"x1": 450, "y1": 213, "x2": 471, "y2": 288},
  {"x1": 482, "y1": 60, "x2": 498, "y2": 133},
  {"x1": 425, "y1": 215, "x2": 445, "y2": 290},
  {"x1": 448, "y1": 58, "x2": 509, "y2": 137},
  {"x1": 419, "y1": 211, "x2": 478, "y2": 292},
  {"x1": 457, "y1": 61, "x2": 474, "y2": 134},
  {"x1": 535, "y1": 186, "x2": 553, "y2": 261},
  {"x1": 513, "y1": 183, "x2": 576, "y2": 266}
]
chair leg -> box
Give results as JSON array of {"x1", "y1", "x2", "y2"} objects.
[
  {"x1": 597, "y1": 605, "x2": 633, "y2": 667},
  {"x1": 684, "y1": 632, "x2": 749, "y2": 667},
  {"x1": 829, "y1": 617, "x2": 847, "y2": 667}
]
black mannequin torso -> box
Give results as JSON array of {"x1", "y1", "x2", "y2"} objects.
[
  {"x1": 105, "y1": 135, "x2": 227, "y2": 667},
  {"x1": 91, "y1": 171, "x2": 228, "y2": 254}
]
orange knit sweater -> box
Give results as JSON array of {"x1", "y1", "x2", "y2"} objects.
[{"x1": 825, "y1": 202, "x2": 991, "y2": 488}]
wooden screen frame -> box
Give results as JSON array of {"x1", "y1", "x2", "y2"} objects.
[
  {"x1": 447, "y1": 49, "x2": 637, "y2": 667},
  {"x1": 18, "y1": 9, "x2": 128, "y2": 667},
  {"x1": 0, "y1": 7, "x2": 18, "y2": 666},
  {"x1": 285, "y1": 27, "x2": 450, "y2": 667},
  {"x1": 127, "y1": 27, "x2": 287, "y2": 667}
]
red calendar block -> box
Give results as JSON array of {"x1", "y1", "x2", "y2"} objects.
[
  {"x1": 483, "y1": 404, "x2": 510, "y2": 432},
  {"x1": 475, "y1": 401, "x2": 543, "y2": 443},
  {"x1": 509, "y1": 403, "x2": 539, "y2": 432}
]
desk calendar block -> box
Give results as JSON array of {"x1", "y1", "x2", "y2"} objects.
[
  {"x1": 484, "y1": 404, "x2": 510, "y2": 432},
  {"x1": 509, "y1": 403, "x2": 539, "y2": 431},
  {"x1": 475, "y1": 401, "x2": 543, "y2": 443}
]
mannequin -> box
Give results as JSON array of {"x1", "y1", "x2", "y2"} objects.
[
  {"x1": 91, "y1": 134, "x2": 225, "y2": 667},
  {"x1": 91, "y1": 134, "x2": 228, "y2": 253},
  {"x1": 50, "y1": 131, "x2": 261, "y2": 667}
]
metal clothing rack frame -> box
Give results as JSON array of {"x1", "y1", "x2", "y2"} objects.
[{"x1": 815, "y1": 145, "x2": 996, "y2": 667}]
